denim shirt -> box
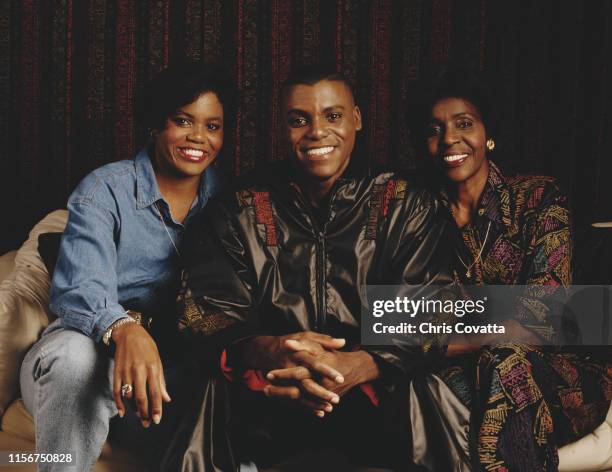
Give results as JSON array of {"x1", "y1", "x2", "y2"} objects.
[{"x1": 50, "y1": 149, "x2": 222, "y2": 342}]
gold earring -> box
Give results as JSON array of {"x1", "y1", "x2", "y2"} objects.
[{"x1": 486, "y1": 138, "x2": 495, "y2": 151}]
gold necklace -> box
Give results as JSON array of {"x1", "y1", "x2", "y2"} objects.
[{"x1": 457, "y1": 220, "x2": 491, "y2": 278}]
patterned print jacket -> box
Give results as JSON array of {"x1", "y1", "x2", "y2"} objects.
[{"x1": 443, "y1": 160, "x2": 571, "y2": 342}]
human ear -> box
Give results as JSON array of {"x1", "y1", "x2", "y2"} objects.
[{"x1": 353, "y1": 106, "x2": 362, "y2": 131}]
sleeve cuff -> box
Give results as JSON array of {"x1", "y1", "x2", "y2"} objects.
[
  {"x1": 55, "y1": 305, "x2": 129, "y2": 343},
  {"x1": 220, "y1": 349, "x2": 268, "y2": 392}
]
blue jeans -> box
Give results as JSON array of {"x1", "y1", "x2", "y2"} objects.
[{"x1": 19, "y1": 319, "x2": 186, "y2": 471}]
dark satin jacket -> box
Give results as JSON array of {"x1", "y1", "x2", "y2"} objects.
[{"x1": 178, "y1": 160, "x2": 458, "y2": 380}]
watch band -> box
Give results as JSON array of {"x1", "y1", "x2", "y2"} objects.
[{"x1": 102, "y1": 317, "x2": 137, "y2": 346}]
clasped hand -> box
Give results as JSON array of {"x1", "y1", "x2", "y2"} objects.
[{"x1": 242, "y1": 332, "x2": 377, "y2": 418}]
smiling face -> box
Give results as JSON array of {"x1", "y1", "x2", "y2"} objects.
[
  {"x1": 426, "y1": 97, "x2": 489, "y2": 186},
  {"x1": 282, "y1": 79, "x2": 362, "y2": 187},
  {"x1": 153, "y1": 91, "x2": 224, "y2": 182}
]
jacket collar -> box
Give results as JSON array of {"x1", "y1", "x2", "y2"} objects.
[
  {"x1": 135, "y1": 148, "x2": 221, "y2": 210},
  {"x1": 135, "y1": 149, "x2": 164, "y2": 209},
  {"x1": 478, "y1": 160, "x2": 513, "y2": 229},
  {"x1": 269, "y1": 153, "x2": 370, "y2": 189},
  {"x1": 336, "y1": 151, "x2": 371, "y2": 182},
  {"x1": 272, "y1": 157, "x2": 369, "y2": 208},
  {"x1": 439, "y1": 160, "x2": 513, "y2": 230}
]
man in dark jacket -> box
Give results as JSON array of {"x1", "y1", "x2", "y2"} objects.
[{"x1": 176, "y1": 65, "x2": 458, "y2": 470}]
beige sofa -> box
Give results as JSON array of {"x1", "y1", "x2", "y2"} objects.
[
  {"x1": 0, "y1": 211, "x2": 146, "y2": 471},
  {"x1": 0, "y1": 210, "x2": 611, "y2": 472}
]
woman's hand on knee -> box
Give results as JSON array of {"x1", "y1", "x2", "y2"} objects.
[{"x1": 111, "y1": 323, "x2": 171, "y2": 427}]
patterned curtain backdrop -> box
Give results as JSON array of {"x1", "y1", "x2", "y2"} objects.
[{"x1": 1, "y1": 0, "x2": 612, "y2": 252}]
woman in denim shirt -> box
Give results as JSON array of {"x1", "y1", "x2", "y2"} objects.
[{"x1": 20, "y1": 62, "x2": 234, "y2": 471}]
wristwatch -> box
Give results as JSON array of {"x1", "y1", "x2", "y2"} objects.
[{"x1": 102, "y1": 317, "x2": 137, "y2": 346}]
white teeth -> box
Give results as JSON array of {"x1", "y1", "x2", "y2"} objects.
[
  {"x1": 182, "y1": 148, "x2": 204, "y2": 158},
  {"x1": 444, "y1": 154, "x2": 468, "y2": 162},
  {"x1": 306, "y1": 146, "x2": 334, "y2": 156}
]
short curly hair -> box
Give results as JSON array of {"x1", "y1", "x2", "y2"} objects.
[
  {"x1": 406, "y1": 66, "x2": 496, "y2": 156},
  {"x1": 279, "y1": 63, "x2": 356, "y2": 105},
  {"x1": 136, "y1": 61, "x2": 236, "y2": 133}
]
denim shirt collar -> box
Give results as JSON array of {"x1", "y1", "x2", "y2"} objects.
[{"x1": 134, "y1": 148, "x2": 221, "y2": 211}]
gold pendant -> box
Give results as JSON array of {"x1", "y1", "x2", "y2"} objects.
[{"x1": 466, "y1": 270, "x2": 471, "y2": 278}]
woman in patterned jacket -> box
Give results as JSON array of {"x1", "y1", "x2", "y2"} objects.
[{"x1": 408, "y1": 68, "x2": 611, "y2": 471}]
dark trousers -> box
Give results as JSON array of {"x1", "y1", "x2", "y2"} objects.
[{"x1": 229, "y1": 383, "x2": 406, "y2": 469}]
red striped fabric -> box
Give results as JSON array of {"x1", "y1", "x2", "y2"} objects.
[
  {"x1": 184, "y1": 0, "x2": 203, "y2": 61},
  {"x1": 20, "y1": 0, "x2": 40, "y2": 185},
  {"x1": 271, "y1": 0, "x2": 292, "y2": 162},
  {"x1": 147, "y1": 1, "x2": 165, "y2": 75},
  {"x1": 202, "y1": 0, "x2": 222, "y2": 61},
  {"x1": 2, "y1": 0, "x2": 609, "y2": 254},
  {"x1": 338, "y1": 0, "x2": 358, "y2": 96},
  {"x1": 301, "y1": 0, "x2": 320, "y2": 65},
  {"x1": 114, "y1": 0, "x2": 135, "y2": 161},
  {"x1": 239, "y1": 0, "x2": 258, "y2": 174},
  {"x1": 0, "y1": 0, "x2": 10, "y2": 183},
  {"x1": 368, "y1": 0, "x2": 392, "y2": 165},
  {"x1": 402, "y1": 0, "x2": 423, "y2": 82},
  {"x1": 234, "y1": 0, "x2": 244, "y2": 175},
  {"x1": 163, "y1": 0, "x2": 170, "y2": 66},
  {"x1": 430, "y1": 0, "x2": 452, "y2": 63},
  {"x1": 65, "y1": 0, "x2": 73, "y2": 188},
  {"x1": 86, "y1": 0, "x2": 104, "y2": 121},
  {"x1": 335, "y1": 0, "x2": 343, "y2": 67},
  {"x1": 479, "y1": 0, "x2": 486, "y2": 70}
]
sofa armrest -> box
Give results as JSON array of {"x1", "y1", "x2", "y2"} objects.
[
  {"x1": 0, "y1": 251, "x2": 16, "y2": 284},
  {"x1": 559, "y1": 402, "x2": 612, "y2": 472},
  {"x1": 0, "y1": 210, "x2": 68, "y2": 418}
]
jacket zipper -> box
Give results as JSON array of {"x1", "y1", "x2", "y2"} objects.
[
  {"x1": 315, "y1": 230, "x2": 325, "y2": 332},
  {"x1": 290, "y1": 183, "x2": 341, "y2": 332},
  {"x1": 315, "y1": 187, "x2": 340, "y2": 332}
]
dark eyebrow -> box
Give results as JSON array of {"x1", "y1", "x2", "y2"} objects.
[
  {"x1": 323, "y1": 106, "x2": 346, "y2": 112},
  {"x1": 452, "y1": 112, "x2": 477, "y2": 119},
  {"x1": 286, "y1": 105, "x2": 347, "y2": 115},
  {"x1": 173, "y1": 110, "x2": 223, "y2": 121},
  {"x1": 429, "y1": 112, "x2": 477, "y2": 123},
  {"x1": 174, "y1": 110, "x2": 194, "y2": 118},
  {"x1": 286, "y1": 108, "x2": 309, "y2": 116}
]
